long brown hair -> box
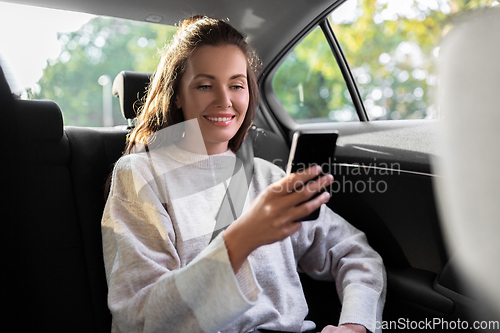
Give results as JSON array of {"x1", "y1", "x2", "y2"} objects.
[{"x1": 126, "y1": 15, "x2": 260, "y2": 154}]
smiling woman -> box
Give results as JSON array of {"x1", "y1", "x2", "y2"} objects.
[
  {"x1": 126, "y1": 16, "x2": 259, "y2": 155},
  {"x1": 175, "y1": 45, "x2": 250, "y2": 155},
  {"x1": 102, "y1": 15, "x2": 385, "y2": 333},
  {"x1": 4, "y1": 0, "x2": 500, "y2": 332}
]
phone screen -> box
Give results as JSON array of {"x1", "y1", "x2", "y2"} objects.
[{"x1": 286, "y1": 130, "x2": 338, "y2": 220}]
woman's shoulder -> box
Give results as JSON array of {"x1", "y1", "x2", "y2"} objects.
[
  {"x1": 110, "y1": 152, "x2": 163, "y2": 195},
  {"x1": 113, "y1": 152, "x2": 150, "y2": 176},
  {"x1": 109, "y1": 152, "x2": 169, "y2": 205},
  {"x1": 114, "y1": 147, "x2": 176, "y2": 173},
  {"x1": 254, "y1": 157, "x2": 284, "y2": 172},
  {"x1": 253, "y1": 157, "x2": 286, "y2": 183}
]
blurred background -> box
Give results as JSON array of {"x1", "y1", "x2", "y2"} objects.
[{"x1": 0, "y1": 0, "x2": 498, "y2": 126}]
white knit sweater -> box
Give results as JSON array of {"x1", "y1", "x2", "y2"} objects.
[{"x1": 102, "y1": 143, "x2": 386, "y2": 333}]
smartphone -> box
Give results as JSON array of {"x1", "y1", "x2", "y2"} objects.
[{"x1": 286, "y1": 129, "x2": 339, "y2": 221}]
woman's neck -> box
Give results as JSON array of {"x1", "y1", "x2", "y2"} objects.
[{"x1": 176, "y1": 137, "x2": 229, "y2": 155}]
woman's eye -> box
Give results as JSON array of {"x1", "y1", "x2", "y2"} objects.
[
  {"x1": 231, "y1": 85, "x2": 244, "y2": 90},
  {"x1": 197, "y1": 85, "x2": 211, "y2": 90}
]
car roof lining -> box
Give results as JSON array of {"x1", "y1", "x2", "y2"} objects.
[{"x1": 2, "y1": 0, "x2": 345, "y2": 68}]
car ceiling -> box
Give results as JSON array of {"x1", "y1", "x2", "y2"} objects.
[{"x1": 3, "y1": 0, "x2": 344, "y2": 68}]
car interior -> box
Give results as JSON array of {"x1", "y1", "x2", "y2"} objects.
[
  {"x1": 434, "y1": 6, "x2": 500, "y2": 327},
  {"x1": 2, "y1": 0, "x2": 497, "y2": 332}
]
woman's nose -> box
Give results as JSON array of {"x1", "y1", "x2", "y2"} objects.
[{"x1": 214, "y1": 87, "x2": 232, "y2": 108}]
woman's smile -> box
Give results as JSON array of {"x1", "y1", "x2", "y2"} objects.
[
  {"x1": 203, "y1": 113, "x2": 236, "y2": 126},
  {"x1": 175, "y1": 45, "x2": 250, "y2": 155}
]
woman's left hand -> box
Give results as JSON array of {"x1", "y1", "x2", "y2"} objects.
[{"x1": 319, "y1": 324, "x2": 367, "y2": 333}]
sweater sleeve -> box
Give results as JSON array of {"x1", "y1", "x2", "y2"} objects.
[
  {"x1": 252, "y1": 158, "x2": 386, "y2": 332},
  {"x1": 291, "y1": 206, "x2": 386, "y2": 333},
  {"x1": 101, "y1": 156, "x2": 261, "y2": 333}
]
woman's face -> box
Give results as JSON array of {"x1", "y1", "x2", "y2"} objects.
[{"x1": 176, "y1": 45, "x2": 249, "y2": 155}]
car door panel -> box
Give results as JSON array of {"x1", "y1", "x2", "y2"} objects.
[{"x1": 265, "y1": 117, "x2": 482, "y2": 330}]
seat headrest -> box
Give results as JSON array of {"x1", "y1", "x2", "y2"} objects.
[
  {"x1": 15, "y1": 99, "x2": 64, "y2": 141},
  {"x1": 1, "y1": 65, "x2": 17, "y2": 140},
  {"x1": 0, "y1": 65, "x2": 14, "y2": 102},
  {"x1": 1, "y1": 65, "x2": 63, "y2": 141},
  {"x1": 112, "y1": 71, "x2": 152, "y2": 120}
]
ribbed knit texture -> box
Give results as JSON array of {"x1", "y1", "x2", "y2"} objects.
[{"x1": 102, "y1": 144, "x2": 386, "y2": 333}]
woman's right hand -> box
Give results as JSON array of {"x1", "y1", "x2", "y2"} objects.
[{"x1": 223, "y1": 165, "x2": 334, "y2": 273}]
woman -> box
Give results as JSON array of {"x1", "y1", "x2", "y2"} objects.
[{"x1": 102, "y1": 16, "x2": 386, "y2": 333}]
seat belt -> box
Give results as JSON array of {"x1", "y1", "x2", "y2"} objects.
[
  {"x1": 143, "y1": 129, "x2": 255, "y2": 243},
  {"x1": 209, "y1": 131, "x2": 255, "y2": 242}
]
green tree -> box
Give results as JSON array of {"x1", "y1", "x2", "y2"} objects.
[
  {"x1": 30, "y1": 17, "x2": 176, "y2": 126},
  {"x1": 273, "y1": 26, "x2": 355, "y2": 122},
  {"x1": 32, "y1": 0, "x2": 497, "y2": 125},
  {"x1": 273, "y1": 0, "x2": 497, "y2": 121}
]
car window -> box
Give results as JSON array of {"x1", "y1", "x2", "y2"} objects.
[
  {"x1": 272, "y1": 26, "x2": 358, "y2": 123},
  {"x1": 0, "y1": 2, "x2": 177, "y2": 127},
  {"x1": 330, "y1": 0, "x2": 499, "y2": 120}
]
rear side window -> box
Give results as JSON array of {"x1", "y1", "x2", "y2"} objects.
[
  {"x1": 0, "y1": 2, "x2": 176, "y2": 127},
  {"x1": 272, "y1": 0, "x2": 499, "y2": 122},
  {"x1": 331, "y1": 0, "x2": 499, "y2": 120},
  {"x1": 272, "y1": 26, "x2": 358, "y2": 123}
]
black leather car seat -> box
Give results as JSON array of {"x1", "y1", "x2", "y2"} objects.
[
  {"x1": 2, "y1": 64, "x2": 112, "y2": 332},
  {"x1": 1, "y1": 64, "x2": 289, "y2": 332}
]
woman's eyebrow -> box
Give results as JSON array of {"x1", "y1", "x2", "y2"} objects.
[
  {"x1": 193, "y1": 74, "x2": 215, "y2": 80},
  {"x1": 230, "y1": 74, "x2": 247, "y2": 80},
  {"x1": 193, "y1": 73, "x2": 247, "y2": 80}
]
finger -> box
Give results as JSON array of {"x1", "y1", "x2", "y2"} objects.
[
  {"x1": 290, "y1": 191, "x2": 331, "y2": 221},
  {"x1": 283, "y1": 220, "x2": 302, "y2": 236},
  {"x1": 272, "y1": 165, "x2": 323, "y2": 196},
  {"x1": 301, "y1": 173, "x2": 334, "y2": 193},
  {"x1": 286, "y1": 173, "x2": 333, "y2": 207},
  {"x1": 283, "y1": 164, "x2": 323, "y2": 193},
  {"x1": 293, "y1": 164, "x2": 323, "y2": 183}
]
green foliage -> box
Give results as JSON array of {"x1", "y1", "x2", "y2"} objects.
[
  {"x1": 30, "y1": 17, "x2": 176, "y2": 126},
  {"x1": 273, "y1": 0, "x2": 498, "y2": 122},
  {"x1": 273, "y1": 27, "x2": 356, "y2": 122},
  {"x1": 30, "y1": 0, "x2": 497, "y2": 125}
]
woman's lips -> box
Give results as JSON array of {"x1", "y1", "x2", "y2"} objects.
[{"x1": 203, "y1": 114, "x2": 236, "y2": 127}]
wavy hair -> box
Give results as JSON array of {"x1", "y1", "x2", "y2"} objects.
[{"x1": 125, "y1": 15, "x2": 260, "y2": 154}]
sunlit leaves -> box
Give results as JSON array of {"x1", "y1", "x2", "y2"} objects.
[
  {"x1": 273, "y1": 27, "x2": 355, "y2": 122},
  {"x1": 31, "y1": 17, "x2": 176, "y2": 126},
  {"x1": 273, "y1": 0, "x2": 497, "y2": 121}
]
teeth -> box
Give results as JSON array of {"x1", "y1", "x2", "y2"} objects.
[{"x1": 207, "y1": 116, "x2": 232, "y2": 122}]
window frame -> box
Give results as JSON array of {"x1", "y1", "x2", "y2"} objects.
[
  {"x1": 259, "y1": 8, "x2": 368, "y2": 136},
  {"x1": 319, "y1": 19, "x2": 368, "y2": 121}
]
